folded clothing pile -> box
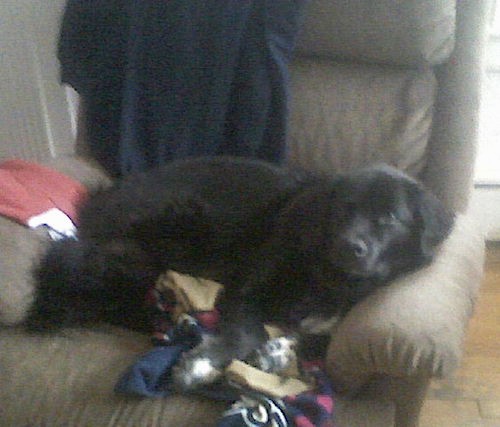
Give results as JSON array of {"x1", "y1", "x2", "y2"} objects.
[{"x1": 116, "y1": 271, "x2": 335, "y2": 427}]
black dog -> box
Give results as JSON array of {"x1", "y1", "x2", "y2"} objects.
[{"x1": 27, "y1": 156, "x2": 454, "y2": 390}]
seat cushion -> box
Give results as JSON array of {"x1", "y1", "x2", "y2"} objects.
[
  {"x1": 0, "y1": 326, "x2": 395, "y2": 427},
  {"x1": 287, "y1": 59, "x2": 436, "y2": 176},
  {"x1": 0, "y1": 217, "x2": 47, "y2": 325},
  {"x1": 296, "y1": 0, "x2": 456, "y2": 66}
]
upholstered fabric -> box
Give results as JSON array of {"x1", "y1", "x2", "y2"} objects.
[
  {"x1": 423, "y1": 0, "x2": 493, "y2": 213},
  {"x1": 296, "y1": 0, "x2": 456, "y2": 66},
  {"x1": 287, "y1": 59, "x2": 436, "y2": 176},
  {"x1": 0, "y1": 218, "x2": 44, "y2": 325},
  {"x1": 0, "y1": 327, "x2": 226, "y2": 427},
  {"x1": 0, "y1": 326, "x2": 394, "y2": 427}
]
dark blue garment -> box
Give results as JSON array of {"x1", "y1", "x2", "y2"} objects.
[
  {"x1": 114, "y1": 321, "x2": 240, "y2": 401},
  {"x1": 59, "y1": 0, "x2": 306, "y2": 177},
  {"x1": 114, "y1": 345, "x2": 186, "y2": 397}
]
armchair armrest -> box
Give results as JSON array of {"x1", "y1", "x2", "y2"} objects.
[{"x1": 325, "y1": 214, "x2": 484, "y2": 394}]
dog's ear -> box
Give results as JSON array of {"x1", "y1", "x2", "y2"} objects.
[{"x1": 414, "y1": 187, "x2": 455, "y2": 259}]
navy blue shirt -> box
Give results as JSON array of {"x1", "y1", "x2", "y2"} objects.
[{"x1": 59, "y1": 0, "x2": 306, "y2": 176}]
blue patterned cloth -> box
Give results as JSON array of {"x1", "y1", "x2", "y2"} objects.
[{"x1": 219, "y1": 367, "x2": 335, "y2": 427}]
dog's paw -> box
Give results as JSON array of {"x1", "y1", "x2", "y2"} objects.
[
  {"x1": 172, "y1": 337, "x2": 225, "y2": 391},
  {"x1": 253, "y1": 336, "x2": 297, "y2": 373},
  {"x1": 172, "y1": 354, "x2": 222, "y2": 391}
]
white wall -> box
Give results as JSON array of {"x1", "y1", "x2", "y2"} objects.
[
  {"x1": 472, "y1": 4, "x2": 500, "y2": 241},
  {"x1": 0, "y1": 0, "x2": 74, "y2": 162},
  {"x1": 470, "y1": 187, "x2": 500, "y2": 240}
]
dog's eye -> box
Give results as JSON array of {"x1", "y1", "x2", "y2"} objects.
[{"x1": 378, "y1": 212, "x2": 399, "y2": 226}]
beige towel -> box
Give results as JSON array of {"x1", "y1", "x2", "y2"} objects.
[
  {"x1": 156, "y1": 270, "x2": 223, "y2": 321},
  {"x1": 226, "y1": 360, "x2": 312, "y2": 398}
]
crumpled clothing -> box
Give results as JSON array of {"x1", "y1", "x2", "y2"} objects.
[
  {"x1": 220, "y1": 369, "x2": 334, "y2": 427},
  {"x1": 115, "y1": 271, "x2": 336, "y2": 426}
]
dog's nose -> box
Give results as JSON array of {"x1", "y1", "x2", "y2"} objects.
[{"x1": 349, "y1": 238, "x2": 369, "y2": 258}]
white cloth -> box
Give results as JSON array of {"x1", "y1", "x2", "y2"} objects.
[{"x1": 27, "y1": 208, "x2": 77, "y2": 240}]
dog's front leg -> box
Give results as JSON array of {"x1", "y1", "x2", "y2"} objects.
[
  {"x1": 172, "y1": 238, "x2": 289, "y2": 391},
  {"x1": 172, "y1": 309, "x2": 267, "y2": 391}
]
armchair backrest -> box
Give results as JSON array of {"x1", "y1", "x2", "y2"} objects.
[
  {"x1": 0, "y1": 1, "x2": 490, "y2": 214},
  {"x1": 288, "y1": 0, "x2": 492, "y2": 213}
]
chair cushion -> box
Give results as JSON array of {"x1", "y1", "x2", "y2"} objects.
[
  {"x1": 296, "y1": 0, "x2": 456, "y2": 66},
  {"x1": 287, "y1": 59, "x2": 436, "y2": 176},
  {"x1": 0, "y1": 217, "x2": 46, "y2": 325},
  {"x1": 0, "y1": 326, "x2": 395, "y2": 427}
]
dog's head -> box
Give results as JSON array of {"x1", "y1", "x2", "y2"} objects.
[
  {"x1": 328, "y1": 165, "x2": 455, "y2": 283},
  {"x1": 292, "y1": 165, "x2": 455, "y2": 285}
]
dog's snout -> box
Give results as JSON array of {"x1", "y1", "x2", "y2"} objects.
[{"x1": 349, "y1": 238, "x2": 369, "y2": 258}]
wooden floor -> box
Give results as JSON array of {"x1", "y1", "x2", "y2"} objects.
[{"x1": 420, "y1": 243, "x2": 500, "y2": 427}]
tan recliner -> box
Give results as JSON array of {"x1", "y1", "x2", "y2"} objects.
[{"x1": 0, "y1": 1, "x2": 490, "y2": 426}]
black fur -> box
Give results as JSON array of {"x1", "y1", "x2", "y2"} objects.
[{"x1": 26, "y1": 157, "x2": 454, "y2": 388}]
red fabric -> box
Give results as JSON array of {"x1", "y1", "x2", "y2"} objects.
[{"x1": 0, "y1": 159, "x2": 88, "y2": 225}]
